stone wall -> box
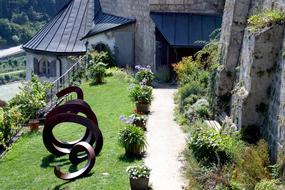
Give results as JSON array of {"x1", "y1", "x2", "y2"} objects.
[
  {"x1": 217, "y1": 0, "x2": 285, "y2": 161},
  {"x1": 149, "y1": 0, "x2": 225, "y2": 14},
  {"x1": 100, "y1": 0, "x2": 155, "y2": 67},
  {"x1": 99, "y1": 0, "x2": 225, "y2": 67}
]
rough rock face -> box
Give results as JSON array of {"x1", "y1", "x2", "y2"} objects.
[{"x1": 217, "y1": 0, "x2": 285, "y2": 161}]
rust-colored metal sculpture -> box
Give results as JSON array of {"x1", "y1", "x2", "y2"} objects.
[{"x1": 43, "y1": 86, "x2": 103, "y2": 180}]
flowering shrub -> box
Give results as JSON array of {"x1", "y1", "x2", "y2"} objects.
[
  {"x1": 129, "y1": 84, "x2": 153, "y2": 104},
  {"x1": 89, "y1": 62, "x2": 107, "y2": 84},
  {"x1": 9, "y1": 75, "x2": 51, "y2": 123},
  {"x1": 120, "y1": 114, "x2": 147, "y2": 126},
  {"x1": 135, "y1": 65, "x2": 155, "y2": 85},
  {"x1": 126, "y1": 165, "x2": 151, "y2": 179}
]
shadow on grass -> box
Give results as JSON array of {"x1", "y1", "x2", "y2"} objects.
[
  {"x1": 52, "y1": 172, "x2": 94, "y2": 190},
  {"x1": 118, "y1": 154, "x2": 144, "y2": 163},
  {"x1": 89, "y1": 81, "x2": 107, "y2": 86},
  {"x1": 41, "y1": 154, "x2": 70, "y2": 168}
]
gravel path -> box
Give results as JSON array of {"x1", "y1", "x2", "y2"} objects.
[{"x1": 144, "y1": 87, "x2": 187, "y2": 190}]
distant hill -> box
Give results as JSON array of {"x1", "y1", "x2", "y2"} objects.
[{"x1": 0, "y1": 0, "x2": 70, "y2": 49}]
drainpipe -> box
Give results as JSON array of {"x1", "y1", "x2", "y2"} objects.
[
  {"x1": 57, "y1": 56, "x2": 62, "y2": 77},
  {"x1": 57, "y1": 56, "x2": 63, "y2": 88}
]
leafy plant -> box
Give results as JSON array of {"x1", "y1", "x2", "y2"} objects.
[
  {"x1": 255, "y1": 179, "x2": 278, "y2": 190},
  {"x1": 0, "y1": 106, "x2": 22, "y2": 148},
  {"x1": 126, "y1": 165, "x2": 151, "y2": 179},
  {"x1": 120, "y1": 114, "x2": 147, "y2": 127},
  {"x1": 188, "y1": 124, "x2": 244, "y2": 166},
  {"x1": 135, "y1": 65, "x2": 155, "y2": 85},
  {"x1": 89, "y1": 45, "x2": 116, "y2": 67},
  {"x1": 118, "y1": 125, "x2": 147, "y2": 156},
  {"x1": 89, "y1": 62, "x2": 107, "y2": 84},
  {"x1": 248, "y1": 10, "x2": 285, "y2": 31},
  {"x1": 129, "y1": 84, "x2": 153, "y2": 104},
  {"x1": 9, "y1": 75, "x2": 51, "y2": 123}
]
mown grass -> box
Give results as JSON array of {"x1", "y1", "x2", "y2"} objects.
[{"x1": 0, "y1": 76, "x2": 142, "y2": 190}]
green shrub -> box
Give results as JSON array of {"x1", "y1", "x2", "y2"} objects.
[
  {"x1": 255, "y1": 179, "x2": 278, "y2": 190},
  {"x1": 0, "y1": 106, "x2": 22, "y2": 148},
  {"x1": 188, "y1": 125, "x2": 242, "y2": 166},
  {"x1": 176, "y1": 81, "x2": 204, "y2": 111},
  {"x1": 232, "y1": 140, "x2": 271, "y2": 189},
  {"x1": 89, "y1": 62, "x2": 107, "y2": 84},
  {"x1": 248, "y1": 10, "x2": 285, "y2": 31},
  {"x1": 87, "y1": 49, "x2": 115, "y2": 67},
  {"x1": 135, "y1": 65, "x2": 155, "y2": 85},
  {"x1": 9, "y1": 76, "x2": 51, "y2": 123},
  {"x1": 118, "y1": 125, "x2": 147, "y2": 156},
  {"x1": 129, "y1": 84, "x2": 153, "y2": 104},
  {"x1": 106, "y1": 67, "x2": 134, "y2": 83},
  {"x1": 173, "y1": 57, "x2": 201, "y2": 86},
  {"x1": 186, "y1": 99, "x2": 210, "y2": 122}
]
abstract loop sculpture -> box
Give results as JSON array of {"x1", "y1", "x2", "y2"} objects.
[{"x1": 43, "y1": 86, "x2": 103, "y2": 180}]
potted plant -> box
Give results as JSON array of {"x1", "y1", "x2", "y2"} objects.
[
  {"x1": 135, "y1": 65, "x2": 155, "y2": 86},
  {"x1": 119, "y1": 125, "x2": 147, "y2": 157},
  {"x1": 120, "y1": 114, "x2": 147, "y2": 131},
  {"x1": 89, "y1": 62, "x2": 107, "y2": 84},
  {"x1": 126, "y1": 165, "x2": 151, "y2": 190},
  {"x1": 129, "y1": 84, "x2": 153, "y2": 114},
  {"x1": 29, "y1": 119, "x2": 40, "y2": 131}
]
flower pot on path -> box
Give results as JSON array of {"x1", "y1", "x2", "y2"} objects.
[
  {"x1": 130, "y1": 177, "x2": 149, "y2": 190},
  {"x1": 136, "y1": 103, "x2": 150, "y2": 114},
  {"x1": 29, "y1": 119, "x2": 40, "y2": 132}
]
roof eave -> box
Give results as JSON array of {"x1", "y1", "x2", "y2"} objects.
[
  {"x1": 23, "y1": 47, "x2": 87, "y2": 56},
  {"x1": 81, "y1": 20, "x2": 136, "y2": 40}
]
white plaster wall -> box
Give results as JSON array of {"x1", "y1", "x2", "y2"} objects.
[
  {"x1": 86, "y1": 32, "x2": 116, "y2": 53},
  {"x1": 25, "y1": 52, "x2": 60, "y2": 82},
  {"x1": 26, "y1": 52, "x2": 33, "y2": 81}
]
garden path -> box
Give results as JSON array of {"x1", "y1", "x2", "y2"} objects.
[{"x1": 144, "y1": 87, "x2": 187, "y2": 190}]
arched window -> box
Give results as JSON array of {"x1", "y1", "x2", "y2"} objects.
[{"x1": 33, "y1": 57, "x2": 57, "y2": 78}]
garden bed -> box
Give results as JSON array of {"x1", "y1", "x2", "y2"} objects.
[{"x1": 0, "y1": 76, "x2": 142, "y2": 189}]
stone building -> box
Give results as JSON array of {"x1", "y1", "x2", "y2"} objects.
[
  {"x1": 215, "y1": 0, "x2": 285, "y2": 160},
  {"x1": 23, "y1": 0, "x2": 225, "y2": 81}
]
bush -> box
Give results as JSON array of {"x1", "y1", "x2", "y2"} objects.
[
  {"x1": 129, "y1": 84, "x2": 153, "y2": 104},
  {"x1": 87, "y1": 49, "x2": 115, "y2": 67},
  {"x1": 89, "y1": 62, "x2": 107, "y2": 84},
  {"x1": 135, "y1": 65, "x2": 155, "y2": 86},
  {"x1": 186, "y1": 99, "x2": 210, "y2": 122},
  {"x1": 188, "y1": 125, "x2": 243, "y2": 166},
  {"x1": 248, "y1": 10, "x2": 285, "y2": 32},
  {"x1": 232, "y1": 140, "x2": 271, "y2": 189},
  {"x1": 0, "y1": 106, "x2": 22, "y2": 148},
  {"x1": 106, "y1": 67, "x2": 134, "y2": 83},
  {"x1": 9, "y1": 76, "x2": 51, "y2": 123},
  {"x1": 118, "y1": 125, "x2": 147, "y2": 156},
  {"x1": 255, "y1": 180, "x2": 278, "y2": 190},
  {"x1": 176, "y1": 81, "x2": 204, "y2": 112}
]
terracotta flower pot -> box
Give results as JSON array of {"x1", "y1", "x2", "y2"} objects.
[
  {"x1": 130, "y1": 177, "x2": 149, "y2": 190},
  {"x1": 29, "y1": 119, "x2": 40, "y2": 132},
  {"x1": 136, "y1": 103, "x2": 150, "y2": 114}
]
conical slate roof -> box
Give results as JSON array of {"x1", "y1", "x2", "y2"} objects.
[{"x1": 23, "y1": 0, "x2": 135, "y2": 55}]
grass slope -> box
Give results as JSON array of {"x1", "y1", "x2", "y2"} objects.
[{"x1": 0, "y1": 77, "x2": 141, "y2": 190}]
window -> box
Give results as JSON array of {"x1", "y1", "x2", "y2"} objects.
[{"x1": 33, "y1": 57, "x2": 57, "y2": 78}]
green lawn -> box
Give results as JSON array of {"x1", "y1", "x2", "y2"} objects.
[{"x1": 0, "y1": 76, "x2": 141, "y2": 190}]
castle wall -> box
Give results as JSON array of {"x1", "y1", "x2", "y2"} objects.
[
  {"x1": 99, "y1": 0, "x2": 225, "y2": 67},
  {"x1": 217, "y1": 0, "x2": 285, "y2": 161},
  {"x1": 150, "y1": 0, "x2": 224, "y2": 14}
]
